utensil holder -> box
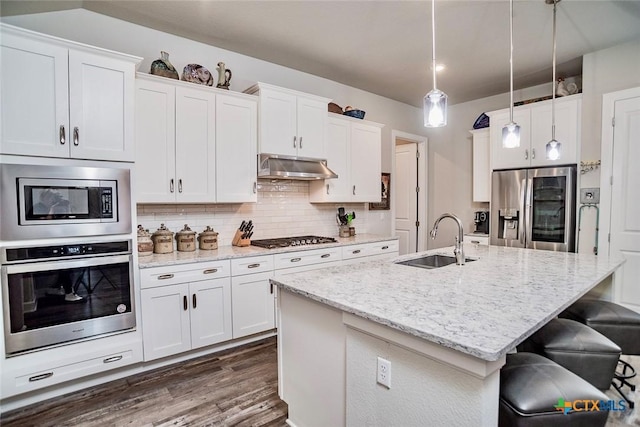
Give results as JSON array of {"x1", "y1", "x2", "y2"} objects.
[{"x1": 232, "y1": 229, "x2": 251, "y2": 247}]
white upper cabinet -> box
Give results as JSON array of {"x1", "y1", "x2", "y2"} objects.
[
  {"x1": 0, "y1": 25, "x2": 140, "y2": 161},
  {"x1": 470, "y1": 128, "x2": 491, "y2": 202},
  {"x1": 135, "y1": 74, "x2": 257, "y2": 204},
  {"x1": 246, "y1": 82, "x2": 330, "y2": 158},
  {"x1": 489, "y1": 95, "x2": 581, "y2": 170},
  {"x1": 215, "y1": 94, "x2": 258, "y2": 203},
  {"x1": 309, "y1": 115, "x2": 383, "y2": 203}
]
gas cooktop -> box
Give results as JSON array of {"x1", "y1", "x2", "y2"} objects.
[{"x1": 250, "y1": 235, "x2": 337, "y2": 249}]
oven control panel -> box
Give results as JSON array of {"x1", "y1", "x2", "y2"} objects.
[{"x1": 4, "y1": 240, "x2": 131, "y2": 263}]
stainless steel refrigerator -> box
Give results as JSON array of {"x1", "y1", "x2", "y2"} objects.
[{"x1": 490, "y1": 165, "x2": 576, "y2": 252}]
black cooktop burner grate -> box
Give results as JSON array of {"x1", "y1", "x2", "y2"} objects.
[{"x1": 250, "y1": 235, "x2": 337, "y2": 249}]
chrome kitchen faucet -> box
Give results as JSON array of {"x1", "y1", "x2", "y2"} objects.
[{"x1": 430, "y1": 213, "x2": 465, "y2": 265}]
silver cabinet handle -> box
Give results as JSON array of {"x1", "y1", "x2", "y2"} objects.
[
  {"x1": 248, "y1": 263, "x2": 261, "y2": 269},
  {"x1": 321, "y1": 253, "x2": 331, "y2": 258},
  {"x1": 29, "y1": 372, "x2": 53, "y2": 382},
  {"x1": 352, "y1": 249, "x2": 361, "y2": 254},
  {"x1": 158, "y1": 274, "x2": 174, "y2": 280},
  {"x1": 525, "y1": 149, "x2": 529, "y2": 160},
  {"x1": 178, "y1": 179, "x2": 183, "y2": 193},
  {"x1": 299, "y1": 136, "x2": 303, "y2": 148},
  {"x1": 532, "y1": 148, "x2": 536, "y2": 159},
  {"x1": 59, "y1": 125, "x2": 66, "y2": 145},
  {"x1": 253, "y1": 182, "x2": 257, "y2": 194},
  {"x1": 73, "y1": 127, "x2": 79, "y2": 146},
  {"x1": 170, "y1": 179, "x2": 175, "y2": 193},
  {"x1": 293, "y1": 136, "x2": 297, "y2": 148},
  {"x1": 103, "y1": 355, "x2": 123, "y2": 364},
  {"x1": 290, "y1": 257, "x2": 302, "y2": 263},
  {"x1": 326, "y1": 184, "x2": 330, "y2": 195},
  {"x1": 381, "y1": 245, "x2": 389, "y2": 250},
  {"x1": 203, "y1": 268, "x2": 218, "y2": 274},
  {"x1": 352, "y1": 185, "x2": 356, "y2": 195}
]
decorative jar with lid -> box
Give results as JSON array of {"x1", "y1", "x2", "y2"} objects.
[
  {"x1": 137, "y1": 225, "x2": 154, "y2": 257},
  {"x1": 198, "y1": 226, "x2": 219, "y2": 250},
  {"x1": 176, "y1": 224, "x2": 196, "y2": 252},
  {"x1": 151, "y1": 223, "x2": 174, "y2": 254}
]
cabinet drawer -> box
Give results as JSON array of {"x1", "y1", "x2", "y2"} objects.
[
  {"x1": 274, "y1": 247, "x2": 341, "y2": 270},
  {"x1": 465, "y1": 235, "x2": 489, "y2": 246},
  {"x1": 140, "y1": 260, "x2": 231, "y2": 289},
  {"x1": 231, "y1": 255, "x2": 274, "y2": 276},
  {"x1": 8, "y1": 349, "x2": 135, "y2": 396},
  {"x1": 342, "y1": 240, "x2": 399, "y2": 260}
]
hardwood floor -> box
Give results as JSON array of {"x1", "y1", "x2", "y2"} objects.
[{"x1": 1, "y1": 337, "x2": 288, "y2": 427}]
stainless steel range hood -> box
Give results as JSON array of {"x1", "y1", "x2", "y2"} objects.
[{"x1": 258, "y1": 154, "x2": 338, "y2": 180}]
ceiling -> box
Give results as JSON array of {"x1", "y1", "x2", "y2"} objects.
[{"x1": 2, "y1": 1, "x2": 640, "y2": 107}]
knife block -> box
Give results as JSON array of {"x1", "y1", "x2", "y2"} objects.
[{"x1": 232, "y1": 229, "x2": 251, "y2": 247}]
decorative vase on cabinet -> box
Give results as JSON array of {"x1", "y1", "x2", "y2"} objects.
[{"x1": 150, "y1": 51, "x2": 179, "y2": 80}]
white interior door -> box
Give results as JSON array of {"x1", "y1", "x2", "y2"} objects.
[
  {"x1": 608, "y1": 94, "x2": 640, "y2": 311},
  {"x1": 395, "y1": 143, "x2": 418, "y2": 255}
]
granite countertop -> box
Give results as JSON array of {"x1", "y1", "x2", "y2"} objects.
[
  {"x1": 271, "y1": 245, "x2": 625, "y2": 362},
  {"x1": 137, "y1": 233, "x2": 398, "y2": 268}
]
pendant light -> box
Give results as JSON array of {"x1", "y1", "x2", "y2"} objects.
[
  {"x1": 423, "y1": 0, "x2": 447, "y2": 127},
  {"x1": 546, "y1": 0, "x2": 561, "y2": 160},
  {"x1": 502, "y1": 0, "x2": 521, "y2": 148}
]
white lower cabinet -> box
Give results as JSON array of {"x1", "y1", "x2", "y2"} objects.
[
  {"x1": 231, "y1": 255, "x2": 275, "y2": 339},
  {"x1": 341, "y1": 240, "x2": 400, "y2": 265},
  {"x1": 140, "y1": 261, "x2": 232, "y2": 361}
]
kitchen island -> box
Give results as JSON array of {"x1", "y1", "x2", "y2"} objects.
[{"x1": 272, "y1": 245, "x2": 625, "y2": 427}]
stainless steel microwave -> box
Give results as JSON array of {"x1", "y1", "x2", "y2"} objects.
[{"x1": 0, "y1": 163, "x2": 131, "y2": 240}]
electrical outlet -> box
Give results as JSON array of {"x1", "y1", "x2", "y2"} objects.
[
  {"x1": 580, "y1": 188, "x2": 600, "y2": 204},
  {"x1": 377, "y1": 357, "x2": 391, "y2": 388}
]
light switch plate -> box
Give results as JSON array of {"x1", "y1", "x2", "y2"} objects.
[{"x1": 580, "y1": 188, "x2": 600, "y2": 204}]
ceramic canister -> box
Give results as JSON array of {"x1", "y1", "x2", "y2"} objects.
[
  {"x1": 198, "y1": 226, "x2": 219, "y2": 250},
  {"x1": 137, "y1": 225, "x2": 154, "y2": 257},
  {"x1": 151, "y1": 223, "x2": 174, "y2": 254},
  {"x1": 176, "y1": 224, "x2": 196, "y2": 252}
]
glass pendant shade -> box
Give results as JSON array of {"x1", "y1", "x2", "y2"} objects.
[
  {"x1": 546, "y1": 139, "x2": 561, "y2": 160},
  {"x1": 502, "y1": 122, "x2": 521, "y2": 148},
  {"x1": 423, "y1": 89, "x2": 448, "y2": 127}
]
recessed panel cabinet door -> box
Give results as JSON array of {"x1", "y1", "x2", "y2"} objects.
[
  {"x1": 135, "y1": 79, "x2": 176, "y2": 202},
  {"x1": 350, "y1": 122, "x2": 381, "y2": 202},
  {"x1": 0, "y1": 33, "x2": 69, "y2": 158},
  {"x1": 490, "y1": 109, "x2": 531, "y2": 170},
  {"x1": 189, "y1": 278, "x2": 233, "y2": 349},
  {"x1": 141, "y1": 284, "x2": 191, "y2": 361},
  {"x1": 259, "y1": 88, "x2": 297, "y2": 156},
  {"x1": 175, "y1": 86, "x2": 216, "y2": 202},
  {"x1": 530, "y1": 98, "x2": 579, "y2": 167},
  {"x1": 309, "y1": 117, "x2": 351, "y2": 201},
  {"x1": 68, "y1": 50, "x2": 135, "y2": 161},
  {"x1": 232, "y1": 272, "x2": 275, "y2": 339},
  {"x1": 296, "y1": 96, "x2": 327, "y2": 159},
  {"x1": 216, "y1": 94, "x2": 257, "y2": 202}
]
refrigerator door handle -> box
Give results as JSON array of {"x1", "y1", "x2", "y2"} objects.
[
  {"x1": 519, "y1": 178, "x2": 527, "y2": 245},
  {"x1": 525, "y1": 177, "x2": 534, "y2": 248}
]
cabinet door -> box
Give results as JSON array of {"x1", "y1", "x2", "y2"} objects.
[
  {"x1": 175, "y1": 86, "x2": 216, "y2": 202},
  {"x1": 189, "y1": 278, "x2": 232, "y2": 349},
  {"x1": 231, "y1": 271, "x2": 275, "y2": 339},
  {"x1": 296, "y1": 96, "x2": 327, "y2": 158},
  {"x1": 309, "y1": 117, "x2": 351, "y2": 202},
  {"x1": 135, "y1": 79, "x2": 176, "y2": 203},
  {"x1": 490, "y1": 109, "x2": 531, "y2": 170},
  {"x1": 530, "y1": 98, "x2": 579, "y2": 167},
  {"x1": 350, "y1": 122, "x2": 381, "y2": 202},
  {"x1": 471, "y1": 129, "x2": 490, "y2": 202},
  {"x1": 141, "y1": 284, "x2": 191, "y2": 361},
  {"x1": 68, "y1": 50, "x2": 135, "y2": 161},
  {"x1": 0, "y1": 33, "x2": 69, "y2": 158},
  {"x1": 259, "y1": 88, "x2": 297, "y2": 156},
  {"x1": 216, "y1": 94, "x2": 258, "y2": 202}
]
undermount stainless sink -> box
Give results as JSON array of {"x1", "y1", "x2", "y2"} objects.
[{"x1": 396, "y1": 254, "x2": 476, "y2": 269}]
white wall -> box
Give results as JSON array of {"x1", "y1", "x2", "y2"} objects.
[{"x1": 2, "y1": 9, "x2": 427, "y2": 238}]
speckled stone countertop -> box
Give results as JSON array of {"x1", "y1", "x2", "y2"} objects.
[
  {"x1": 137, "y1": 234, "x2": 397, "y2": 268},
  {"x1": 271, "y1": 245, "x2": 625, "y2": 362}
]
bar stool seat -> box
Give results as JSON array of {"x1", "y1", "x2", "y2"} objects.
[
  {"x1": 500, "y1": 352, "x2": 609, "y2": 427},
  {"x1": 518, "y1": 318, "x2": 621, "y2": 390}
]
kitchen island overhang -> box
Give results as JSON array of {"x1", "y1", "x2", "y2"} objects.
[{"x1": 272, "y1": 245, "x2": 625, "y2": 427}]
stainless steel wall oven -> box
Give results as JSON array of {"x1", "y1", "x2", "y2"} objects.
[{"x1": 1, "y1": 240, "x2": 135, "y2": 355}]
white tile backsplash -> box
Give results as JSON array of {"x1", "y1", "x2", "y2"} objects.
[{"x1": 137, "y1": 179, "x2": 367, "y2": 246}]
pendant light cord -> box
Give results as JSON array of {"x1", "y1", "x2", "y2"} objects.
[
  {"x1": 551, "y1": 0, "x2": 557, "y2": 140},
  {"x1": 509, "y1": 0, "x2": 514, "y2": 123},
  {"x1": 431, "y1": 0, "x2": 437, "y2": 90}
]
